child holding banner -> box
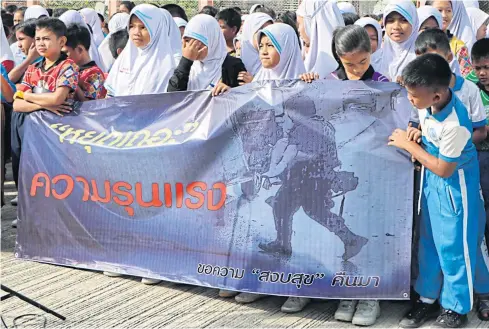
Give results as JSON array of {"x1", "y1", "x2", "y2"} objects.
[
  {"x1": 11, "y1": 18, "x2": 78, "y2": 227},
  {"x1": 389, "y1": 53, "x2": 489, "y2": 328}
]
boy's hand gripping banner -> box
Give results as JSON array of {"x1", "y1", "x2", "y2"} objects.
[{"x1": 16, "y1": 80, "x2": 414, "y2": 299}]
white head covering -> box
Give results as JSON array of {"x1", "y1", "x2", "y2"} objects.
[
  {"x1": 447, "y1": 0, "x2": 476, "y2": 51},
  {"x1": 59, "y1": 10, "x2": 106, "y2": 72},
  {"x1": 299, "y1": 0, "x2": 345, "y2": 78},
  {"x1": 337, "y1": 2, "x2": 357, "y2": 15},
  {"x1": 173, "y1": 17, "x2": 187, "y2": 28},
  {"x1": 183, "y1": 14, "x2": 227, "y2": 91},
  {"x1": 240, "y1": 13, "x2": 273, "y2": 75},
  {"x1": 466, "y1": 7, "x2": 489, "y2": 38},
  {"x1": 97, "y1": 13, "x2": 129, "y2": 72},
  {"x1": 463, "y1": 0, "x2": 479, "y2": 9},
  {"x1": 250, "y1": 4, "x2": 263, "y2": 13},
  {"x1": 355, "y1": 17, "x2": 383, "y2": 56},
  {"x1": 79, "y1": 8, "x2": 105, "y2": 47},
  {"x1": 417, "y1": 6, "x2": 443, "y2": 30},
  {"x1": 0, "y1": 20, "x2": 14, "y2": 66},
  {"x1": 372, "y1": 0, "x2": 418, "y2": 81},
  {"x1": 105, "y1": 4, "x2": 178, "y2": 96},
  {"x1": 253, "y1": 23, "x2": 306, "y2": 81},
  {"x1": 160, "y1": 8, "x2": 183, "y2": 64},
  {"x1": 24, "y1": 5, "x2": 49, "y2": 20},
  {"x1": 241, "y1": 14, "x2": 249, "y2": 22}
]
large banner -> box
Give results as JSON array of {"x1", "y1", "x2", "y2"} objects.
[{"x1": 16, "y1": 80, "x2": 414, "y2": 299}]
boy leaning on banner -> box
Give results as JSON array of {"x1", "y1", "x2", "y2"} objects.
[
  {"x1": 388, "y1": 53, "x2": 489, "y2": 328},
  {"x1": 11, "y1": 18, "x2": 78, "y2": 228},
  {"x1": 471, "y1": 39, "x2": 489, "y2": 268}
]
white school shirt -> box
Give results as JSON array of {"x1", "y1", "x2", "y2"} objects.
[{"x1": 410, "y1": 76, "x2": 487, "y2": 129}]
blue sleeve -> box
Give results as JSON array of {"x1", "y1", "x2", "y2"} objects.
[{"x1": 1, "y1": 65, "x2": 16, "y2": 103}]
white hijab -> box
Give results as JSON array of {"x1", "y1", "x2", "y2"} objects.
[
  {"x1": 173, "y1": 17, "x2": 187, "y2": 29},
  {"x1": 372, "y1": 0, "x2": 418, "y2": 81},
  {"x1": 250, "y1": 4, "x2": 262, "y2": 14},
  {"x1": 337, "y1": 2, "x2": 357, "y2": 15},
  {"x1": 253, "y1": 23, "x2": 306, "y2": 81},
  {"x1": 417, "y1": 6, "x2": 443, "y2": 30},
  {"x1": 105, "y1": 4, "x2": 178, "y2": 96},
  {"x1": 0, "y1": 20, "x2": 14, "y2": 66},
  {"x1": 59, "y1": 10, "x2": 106, "y2": 72},
  {"x1": 184, "y1": 14, "x2": 228, "y2": 91},
  {"x1": 79, "y1": 8, "x2": 105, "y2": 47},
  {"x1": 355, "y1": 17, "x2": 383, "y2": 59},
  {"x1": 24, "y1": 5, "x2": 49, "y2": 20},
  {"x1": 160, "y1": 8, "x2": 183, "y2": 64},
  {"x1": 97, "y1": 13, "x2": 129, "y2": 72},
  {"x1": 463, "y1": 0, "x2": 479, "y2": 9},
  {"x1": 447, "y1": 0, "x2": 476, "y2": 51},
  {"x1": 299, "y1": 0, "x2": 345, "y2": 78},
  {"x1": 466, "y1": 7, "x2": 489, "y2": 38},
  {"x1": 240, "y1": 13, "x2": 273, "y2": 75}
]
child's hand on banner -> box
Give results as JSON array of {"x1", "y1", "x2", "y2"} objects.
[
  {"x1": 406, "y1": 123, "x2": 422, "y2": 143},
  {"x1": 211, "y1": 82, "x2": 230, "y2": 96},
  {"x1": 299, "y1": 72, "x2": 319, "y2": 83}
]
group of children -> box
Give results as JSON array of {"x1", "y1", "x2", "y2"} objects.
[{"x1": 0, "y1": 0, "x2": 488, "y2": 327}]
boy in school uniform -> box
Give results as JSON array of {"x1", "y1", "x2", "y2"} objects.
[
  {"x1": 471, "y1": 39, "x2": 489, "y2": 321},
  {"x1": 11, "y1": 18, "x2": 78, "y2": 227},
  {"x1": 389, "y1": 53, "x2": 489, "y2": 328},
  {"x1": 411, "y1": 29, "x2": 487, "y2": 144},
  {"x1": 63, "y1": 24, "x2": 106, "y2": 101}
]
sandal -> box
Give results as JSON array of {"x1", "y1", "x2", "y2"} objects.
[{"x1": 477, "y1": 296, "x2": 489, "y2": 321}]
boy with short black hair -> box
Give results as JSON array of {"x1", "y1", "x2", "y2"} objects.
[
  {"x1": 216, "y1": 8, "x2": 241, "y2": 56},
  {"x1": 390, "y1": 53, "x2": 489, "y2": 328},
  {"x1": 11, "y1": 18, "x2": 78, "y2": 227},
  {"x1": 109, "y1": 29, "x2": 129, "y2": 61},
  {"x1": 413, "y1": 29, "x2": 487, "y2": 144},
  {"x1": 471, "y1": 40, "x2": 489, "y2": 315},
  {"x1": 64, "y1": 24, "x2": 106, "y2": 101}
]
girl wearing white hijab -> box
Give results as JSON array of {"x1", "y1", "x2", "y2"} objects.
[
  {"x1": 296, "y1": 0, "x2": 345, "y2": 78},
  {"x1": 425, "y1": 0, "x2": 475, "y2": 77},
  {"x1": 79, "y1": 8, "x2": 105, "y2": 47},
  {"x1": 173, "y1": 17, "x2": 187, "y2": 37},
  {"x1": 337, "y1": 2, "x2": 357, "y2": 15},
  {"x1": 105, "y1": 4, "x2": 179, "y2": 98},
  {"x1": 239, "y1": 13, "x2": 273, "y2": 76},
  {"x1": 253, "y1": 23, "x2": 306, "y2": 81},
  {"x1": 355, "y1": 17, "x2": 383, "y2": 54},
  {"x1": 466, "y1": 7, "x2": 489, "y2": 40},
  {"x1": 59, "y1": 10, "x2": 106, "y2": 72},
  {"x1": 97, "y1": 13, "x2": 129, "y2": 72},
  {"x1": 371, "y1": 0, "x2": 418, "y2": 81},
  {"x1": 0, "y1": 19, "x2": 14, "y2": 72},
  {"x1": 168, "y1": 14, "x2": 246, "y2": 93},
  {"x1": 24, "y1": 5, "x2": 49, "y2": 20}
]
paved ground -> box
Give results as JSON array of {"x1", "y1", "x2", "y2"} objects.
[{"x1": 1, "y1": 165, "x2": 488, "y2": 329}]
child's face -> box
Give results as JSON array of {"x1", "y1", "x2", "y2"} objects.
[
  {"x1": 62, "y1": 45, "x2": 83, "y2": 65},
  {"x1": 473, "y1": 57, "x2": 489, "y2": 88},
  {"x1": 119, "y1": 4, "x2": 131, "y2": 14},
  {"x1": 385, "y1": 12, "x2": 412, "y2": 43},
  {"x1": 129, "y1": 15, "x2": 150, "y2": 48},
  {"x1": 35, "y1": 28, "x2": 66, "y2": 60},
  {"x1": 339, "y1": 50, "x2": 371, "y2": 80},
  {"x1": 13, "y1": 11, "x2": 24, "y2": 25},
  {"x1": 476, "y1": 23, "x2": 488, "y2": 41},
  {"x1": 431, "y1": 0, "x2": 452, "y2": 32},
  {"x1": 16, "y1": 31, "x2": 34, "y2": 55},
  {"x1": 183, "y1": 37, "x2": 208, "y2": 61},
  {"x1": 235, "y1": 40, "x2": 241, "y2": 57},
  {"x1": 419, "y1": 17, "x2": 440, "y2": 32},
  {"x1": 259, "y1": 35, "x2": 280, "y2": 69},
  {"x1": 218, "y1": 19, "x2": 237, "y2": 43},
  {"x1": 364, "y1": 25, "x2": 379, "y2": 53},
  {"x1": 406, "y1": 85, "x2": 440, "y2": 109},
  {"x1": 416, "y1": 47, "x2": 453, "y2": 63}
]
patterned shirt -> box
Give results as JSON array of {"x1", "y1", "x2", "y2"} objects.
[
  {"x1": 18, "y1": 53, "x2": 79, "y2": 99},
  {"x1": 449, "y1": 35, "x2": 473, "y2": 78},
  {"x1": 78, "y1": 61, "x2": 107, "y2": 100}
]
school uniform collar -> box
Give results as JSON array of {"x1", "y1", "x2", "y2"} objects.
[
  {"x1": 35, "y1": 52, "x2": 68, "y2": 72},
  {"x1": 452, "y1": 74, "x2": 464, "y2": 92},
  {"x1": 426, "y1": 90, "x2": 454, "y2": 122},
  {"x1": 78, "y1": 61, "x2": 97, "y2": 72},
  {"x1": 335, "y1": 65, "x2": 375, "y2": 81}
]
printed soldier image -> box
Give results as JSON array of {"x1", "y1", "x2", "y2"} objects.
[{"x1": 257, "y1": 95, "x2": 368, "y2": 261}]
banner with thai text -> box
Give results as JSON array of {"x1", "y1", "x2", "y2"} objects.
[{"x1": 16, "y1": 80, "x2": 414, "y2": 299}]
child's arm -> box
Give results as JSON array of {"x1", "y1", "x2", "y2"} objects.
[
  {"x1": 473, "y1": 127, "x2": 488, "y2": 144},
  {"x1": 389, "y1": 128, "x2": 458, "y2": 178},
  {"x1": 8, "y1": 44, "x2": 39, "y2": 83},
  {"x1": 1, "y1": 75, "x2": 15, "y2": 102},
  {"x1": 75, "y1": 87, "x2": 89, "y2": 102},
  {"x1": 23, "y1": 86, "x2": 71, "y2": 107},
  {"x1": 13, "y1": 98, "x2": 43, "y2": 113}
]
